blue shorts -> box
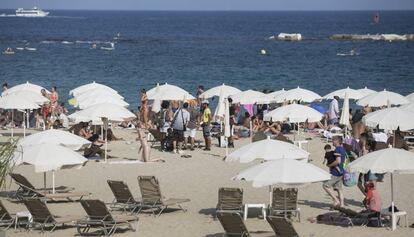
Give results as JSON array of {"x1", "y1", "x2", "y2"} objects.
[
  {"x1": 328, "y1": 118, "x2": 338, "y2": 125},
  {"x1": 202, "y1": 125, "x2": 211, "y2": 138}
]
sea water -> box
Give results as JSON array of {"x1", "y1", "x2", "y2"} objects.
[{"x1": 0, "y1": 10, "x2": 413, "y2": 108}]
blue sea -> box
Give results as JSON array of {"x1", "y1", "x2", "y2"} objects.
[{"x1": 0, "y1": 10, "x2": 413, "y2": 108}]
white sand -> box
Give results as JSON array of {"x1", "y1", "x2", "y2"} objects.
[{"x1": 1, "y1": 128, "x2": 414, "y2": 236}]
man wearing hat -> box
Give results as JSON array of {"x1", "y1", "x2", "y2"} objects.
[{"x1": 201, "y1": 100, "x2": 212, "y2": 151}]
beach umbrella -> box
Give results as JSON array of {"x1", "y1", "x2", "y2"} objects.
[
  {"x1": 263, "y1": 104, "x2": 323, "y2": 123},
  {"x1": 225, "y1": 137, "x2": 309, "y2": 163},
  {"x1": 357, "y1": 89, "x2": 409, "y2": 107},
  {"x1": 406, "y1": 92, "x2": 414, "y2": 102},
  {"x1": 147, "y1": 83, "x2": 194, "y2": 101},
  {"x1": 323, "y1": 86, "x2": 363, "y2": 100},
  {"x1": 13, "y1": 144, "x2": 88, "y2": 193},
  {"x1": 18, "y1": 129, "x2": 91, "y2": 151},
  {"x1": 74, "y1": 88, "x2": 124, "y2": 101},
  {"x1": 232, "y1": 159, "x2": 330, "y2": 208},
  {"x1": 339, "y1": 93, "x2": 350, "y2": 134},
  {"x1": 310, "y1": 104, "x2": 327, "y2": 114},
  {"x1": 348, "y1": 148, "x2": 414, "y2": 230},
  {"x1": 362, "y1": 107, "x2": 414, "y2": 131},
  {"x1": 68, "y1": 103, "x2": 135, "y2": 162},
  {"x1": 2, "y1": 81, "x2": 49, "y2": 96},
  {"x1": 199, "y1": 84, "x2": 241, "y2": 99},
  {"x1": 230, "y1": 90, "x2": 272, "y2": 104},
  {"x1": 267, "y1": 88, "x2": 286, "y2": 99},
  {"x1": 68, "y1": 103, "x2": 135, "y2": 122},
  {"x1": 0, "y1": 94, "x2": 40, "y2": 137},
  {"x1": 362, "y1": 107, "x2": 414, "y2": 148},
  {"x1": 233, "y1": 159, "x2": 330, "y2": 187},
  {"x1": 214, "y1": 87, "x2": 226, "y2": 119},
  {"x1": 69, "y1": 81, "x2": 118, "y2": 97},
  {"x1": 76, "y1": 94, "x2": 129, "y2": 109},
  {"x1": 4, "y1": 91, "x2": 49, "y2": 105},
  {"x1": 358, "y1": 87, "x2": 376, "y2": 97},
  {"x1": 273, "y1": 86, "x2": 322, "y2": 103},
  {"x1": 400, "y1": 102, "x2": 414, "y2": 113}
]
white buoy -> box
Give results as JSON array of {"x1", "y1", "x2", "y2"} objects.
[{"x1": 260, "y1": 49, "x2": 267, "y2": 55}]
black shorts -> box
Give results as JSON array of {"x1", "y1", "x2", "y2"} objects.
[{"x1": 172, "y1": 129, "x2": 184, "y2": 142}]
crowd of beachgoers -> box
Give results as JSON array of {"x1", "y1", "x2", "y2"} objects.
[{"x1": 0, "y1": 81, "x2": 413, "y2": 236}]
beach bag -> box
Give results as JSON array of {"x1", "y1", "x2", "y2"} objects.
[
  {"x1": 342, "y1": 153, "x2": 357, "y2": 187},
  {"x1": 343, "y1": 171, "x2": 357, "y2": 187}
]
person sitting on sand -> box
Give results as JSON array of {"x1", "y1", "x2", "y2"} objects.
[
  {"x1": 363, "y1": 181, "x2": 382, "y2": 214},
  {"x1": 84, "y1": 134, "x2": 106, "y2": 159},
  {"x1": 136, "y1": 126, "x2": 164, "y2": 162}
]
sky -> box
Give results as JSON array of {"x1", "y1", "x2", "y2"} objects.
[{"x1": 1, "y1": 0, "x2": 414, "y2": 11}]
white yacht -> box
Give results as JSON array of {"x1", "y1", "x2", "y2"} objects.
[{"x1": 15, "y1": 7, "x2": 49, "y2": 17}]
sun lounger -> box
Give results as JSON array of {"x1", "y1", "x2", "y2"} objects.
[
  {"x1": 24, "y1": 199, "x2": 81, "y2": 233},
  {"x1": 10, "y1": 173, "x2": 90, "y2": 202},
  {"x1": 216, "y1": 211, "x2": 272, "y2": 237},
  {"x1": 0, "y1": 201, "x2": 14, "y2": 229},
  {"x1": 216, "y1": 188, "x2": 244, "y2": 214},
  {"x1": 266, "y1": 216, "x2": 299, "y2": 237},
  {"x1": 77, "y1": 199, "x2": 138, "y2": 236},
  {"x1": 107, "y1": 180, "x2": 141, "y2": 213},
  {"x1": 269, "y1": 188, "x2": 300, "y2": 222},
  {"x1": 9, "y1": 173, "x2": 74, "y2": 198},
  {"x1": 333, "y1": 206, "x2": 381, "y2": 227},
  {"x1": 137, "y1": 176, "x2": 190, "y2": 217}
]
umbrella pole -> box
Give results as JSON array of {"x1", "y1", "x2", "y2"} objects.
[
  {"x1": 23, "y1": 111, "x2": 26, "y2": 138},
  {"x1": 250, "y1": 121, "x2": 253, "y2": 143},
  {"x1": 52, "y1": 171, "x2": 55, "y2": 194},
  {"x1": 11, "y1": 110, "x2": 14, "y2": 138},
  {"x1": 284, "y1": 189, "x2": 287, "y2": 219},
  {"x1": 27, "y1": 109, "x2": 30, "y2": 129},
  {"x1": 269, "y1": 186, "x2": 272, "y2": 206},
  {"x1": 105, "y1": 129, "x2": 108, "y2": 163},
  {"x1": 393, "y1": 130, "x2": 396, "y2": 148},
  {"x1": 225, "y1": 137, "x2": 228, "y2": 158},
  {"x1": 43, "y1": 172, "x2": 47, "y2": 194},
  {"x1": 391, "y1": 173, "x2": 395, "y2": 230}
]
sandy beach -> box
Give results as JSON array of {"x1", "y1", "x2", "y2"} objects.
[{"x1": 1, "y1": 128, "x2": 413, "y2": 237}]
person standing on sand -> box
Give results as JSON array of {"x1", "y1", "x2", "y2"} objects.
[
  {"x1": 171, "y1": 103, "x2": 190, "y2": 154},
  {"x1": 328, "y1": 96, "x2": 339, "y2": 125},
  {"x1": 201, "y1": 100, "x2": 212, "y2": 151},
  {"x1": 140, "y1": 89, "x2": 149, "y2": 128},
  {"x1": 136, "y1": 126, "x2": 164, "y2": 162},
  {"x1": 323, "y1": 136, "x2": 346, "y2": 207}
]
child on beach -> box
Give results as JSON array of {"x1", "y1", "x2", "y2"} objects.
[{"x1": 323, "y1": 144, "x2": 341, "y2": 174}]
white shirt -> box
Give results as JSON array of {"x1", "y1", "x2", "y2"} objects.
[
  {"x1": 172, "y1": 108, "x2": 190, "y2": 131},
  {"x1": 328, "y1": 98, "x2": 339, "y2": 119}
]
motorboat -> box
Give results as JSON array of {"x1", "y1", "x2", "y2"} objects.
[
  {"x1": 278, "y1": 33, "x2": 302, "y2": 41},
  {"x1": 101, "y1": 42, "x2": 115, "y2": 51},
  {"x1": 15, "y1": 7, "x2": 49, "y2": 17}
]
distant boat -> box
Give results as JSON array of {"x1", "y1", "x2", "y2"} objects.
[
  {"x1": 3, "y1": 47, "x2": 15, "y2": 55},
  {"x1": 373, "y1": 12, "x2": 380, "y2": 24},
  {"x1": 15, "y1": 7, "x2": 49, "y2": 17},
  {"x1": 101, "y1": 42, "x2": 115, "y2": 51},
  {"x1": 337, "y1": 49, "x2": 359, "y2": 56}
]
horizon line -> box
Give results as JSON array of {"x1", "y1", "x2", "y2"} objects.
[{"x1": 1, "y1": 8, "x2": 414, "y2": 12}]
